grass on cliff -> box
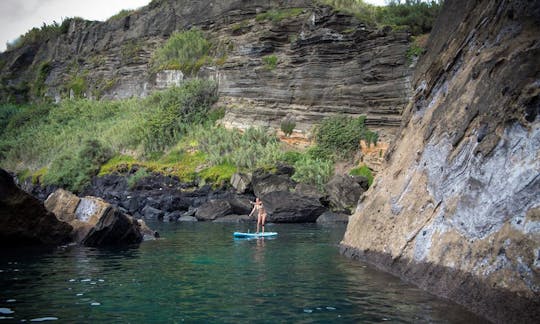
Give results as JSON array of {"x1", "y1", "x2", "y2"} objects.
[
  {"x1": 0, "y1": 79, "x2": 218, "y2": 192},
  {"x1": 319, "y1": 0, "x2": 442, "y2": 35},
  {"x1": 6, "y1": 17, "x2": 86, "y2": 52},
  {"x1": 151, "y1": 28, "x2": 230, "y2": 76},
  {"x1": 0, "y1": 77, "x2": 377, "y2": 193}
]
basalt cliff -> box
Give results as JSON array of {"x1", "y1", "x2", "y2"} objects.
[
  {"x1": 341, "y1": 0, "x2": 540, "y2": 323},
  {"x1": 0, "y1": 0, "x2": 411, "y2": 139}
]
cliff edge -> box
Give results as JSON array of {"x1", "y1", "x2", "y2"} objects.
[{"x1": 341, "y1": 0, "x2": 540, "y2": 323}]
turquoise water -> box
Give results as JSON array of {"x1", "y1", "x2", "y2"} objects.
[{"x1": 0, "y1": 222, "x2": 486, "y2": 323}]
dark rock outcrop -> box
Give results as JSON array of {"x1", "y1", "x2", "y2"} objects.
[
  {"x1": 262, "y1": 191, "x2": 325, "y2": 223},
  {"x1": 341, "y1": 0, "x2": 540, "y2": 323},
  {"x1": 252, "y1": 170, "x2": 295, "y2": 197},
  {"x1": 316, "y1": 211, "x2": 349, "y2": 224},
  {"x1": 325, "y1": 174, "x2": 366, "y2": 212},
  {"x1": 195, "y1": 199, "x2": 233, "y2": 221},
  {"x1": 0, "y1": 168, "x2": 72, "y2": 247},
  {"x1": 230, "y1": 172, "x2": 252, "y2": 194},
  {"x1": 44, "y1": 188, "x2": 156, "y2": 246},
  {"x1": 81, "y1": 207, "x2": 143, "y2": 247}
]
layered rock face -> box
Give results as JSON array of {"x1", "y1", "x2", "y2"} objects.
[
  {"x1": 0, "y1": 169, "x2": 72, "y2": 247},
  {"x1": 215, "y1": 6, "x2": 411, "y2": 138},
  {"x1": 341, "y1": 1, "x2": 540, "y2": 323},
  {"x1": 0, "y1": 0, "x2": 411, "y2": 139}
]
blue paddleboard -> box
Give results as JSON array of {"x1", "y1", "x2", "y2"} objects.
[{"x1": 233, "y1": 231, "x2": 278, "y2": 238}]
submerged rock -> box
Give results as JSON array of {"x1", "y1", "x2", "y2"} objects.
[{"x1": 0, "y1": 169, "x2": 72, "y2": 247}]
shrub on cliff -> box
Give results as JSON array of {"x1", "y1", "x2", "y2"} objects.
[
  {"x1": 313, "y1": 115, "x2": 378, "y2": 160},
  {"x1": 320, "y1": 0, "x2": 442, "y2": 35},
  {"x1": 151, "y1": 29, "x2": 211, "y2": 75},
  {"x1": 138, "y1": 79, "x2": 218, "y2": 154},
  {"x1": 43, "y1": 139, "x2": 111, "y2": 193}
]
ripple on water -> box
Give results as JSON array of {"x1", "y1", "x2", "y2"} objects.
[
  {"x1": 0, "y1": 308, "x2": 14, "y2": 315},
  {"x1": 29, "y1": 317, "x2": 59, "y2": 322},
  {"x1": 90, "y1": 302, "x2": 101, "y2": 306}
]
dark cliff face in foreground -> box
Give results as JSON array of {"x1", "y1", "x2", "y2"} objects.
[
  {"x1": 0, "y1": 0, "x2": 411, "y2": 139},
  {"x1": 0, "y1": 169, "x2": 72, "y2": 247},
  {"x1": 342, "y1": 0, "x2": 540, "y2": 323}
]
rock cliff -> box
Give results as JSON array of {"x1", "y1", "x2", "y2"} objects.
[
  {"x1": 0, "y1": 0, "x2": 411, "y2": 139},
  {"x1": 341, "y1": 0, "x2": 540, "y2": 323},
  {"x1": 0, "y1": 168, "x2": 72, "y2": 247}
]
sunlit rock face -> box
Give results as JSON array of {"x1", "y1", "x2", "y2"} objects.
[
  {"x1": 0, "y1": 0, "x2": 411, "y2": 140},
  {"x1": 341, "y1": 0, "x2": 540, "y2": 323}
]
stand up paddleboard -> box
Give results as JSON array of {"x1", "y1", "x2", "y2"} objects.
[{"x1": 233, "y1": 232, "x2": 278, "y2": 238}]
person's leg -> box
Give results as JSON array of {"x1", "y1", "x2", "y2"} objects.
[
  {"x1": 256, "y1": 213, "x2": 261, "y2": 233},
  {"x1": 261, "y1": 214, "x2": 266, "y2": 233}
]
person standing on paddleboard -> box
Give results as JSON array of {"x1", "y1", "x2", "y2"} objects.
[{"x1": 249, "y1": 197, "x2": 267, "y2": 234}]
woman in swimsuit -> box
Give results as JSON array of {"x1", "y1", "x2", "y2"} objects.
[{"x1": 249, "y1": 197, "x2": 267, "y2": 234}]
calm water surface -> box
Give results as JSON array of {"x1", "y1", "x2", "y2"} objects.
[{"x1": 0, "y1": 222, "x2": 487, "y2": 323}]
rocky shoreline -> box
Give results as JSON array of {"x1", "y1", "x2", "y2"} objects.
[{"x1": 10, "y1": 163, "x2": 365, "y2": 244}]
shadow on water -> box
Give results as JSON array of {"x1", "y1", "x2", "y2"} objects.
[{"x1": 0, "y1": 222, "x2": 488, "y2": 323}]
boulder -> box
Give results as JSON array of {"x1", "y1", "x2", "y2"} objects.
[
  {"x1": 0, "y1": 168, "x2": 72, "y2": 247},
  {"x1": 195, "y1": 199, "x2": 233, "y2": 221},
  {"x1": 230, "y1": 172, "x2": 252, "y2": 194},
  {"x1": 141, "y1": 205, "x2": 164, "y2": 220},
  {"x1": 262, "y1": 191, "x2": 326, "y2": 223},
  {"x1": 137, "y1": 219, "x2": 159, "y2": 240},
  {"x1": 165, "y1": 210, "x2": 183, "y2": 222},
  {"x1": 44, "y1": 188, "x2": 81, "y2": 222},
  {"x1": 352, "y1": 175, "x2": 370, "y2": 191},
  {"x1": 81, "y1": 208, "x2": 143, "y2": 247},
  {"x1": 44, "y1": 188, "x2": 156, "y2": 246},
  {"x1": 252, "y1": 170, "x2": 294, "y2": 197},
  {"x1": 120, "y1": 196, "x2": 141, "y2": 214},
  {"x1": 316, "y1": 211, "x2": 349, "y2": 224},
  {"x1": 275, "y1": 163, "x2": 295, "y2": 176},
  {"x1": 325, "y1": 174, "x2": 365, "y2": 212},
  {"x1": 227, "y1": 195, "x2": 254, "y2": 215},
  {"x1": 70, "y1": 196, "x2": 111, "y2": 242},
  {"x1": 295, "y1": 183, "x2": 325, "y2": 201}
]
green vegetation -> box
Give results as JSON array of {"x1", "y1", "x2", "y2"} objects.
[
  {"x1": 0, "y1": 79, "x2": 218, "y2": 192},
  {"x1": 6, "y1": 18, "x2": 85, "y2": 51},
  {"x1": 291, "y1": 154, "x2": 334, "y2": 191},
  {"x1": 280, "y1": 115, "x2": 296, "y2": 137},
  {"x1": 1, "y1": 77, "x2": 379, "y2": 193},
  {"x1": 255, "y1": 8, "x2": 304, "y2": 23},
  {"x1": 33, "y1": 61, "x2": 52, "y2": 98},
  {"x1": 319, "y1": 0, "x2": 443, "y2": 35},
  {"x1": 127, "y1": 168, "x2": 150, "y2": 189},
  {"x1": 350, "y1": 164, "x2": 374, "y2": 186},
  {"x1": 150, "y1": 29, "x2": 231, "y2": 75},
  {"x1": 43, "y1": 139, "x2": 111, "y2": 192},
  {"x1": 262, "y1": 55, "x2": 278, "y2": 70},
  {"x1": 108, "y1": 9, "x2": 135, "y2": 21},
  {"x1": 313, "y1": 115, "x2": 378, "y2": 159},
  {"x1": 151, "y1": 29, "x2": 211, "y2": 75},
  {"x1": 406, "y1": 36, "x2": 425, "y2": 63}
]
